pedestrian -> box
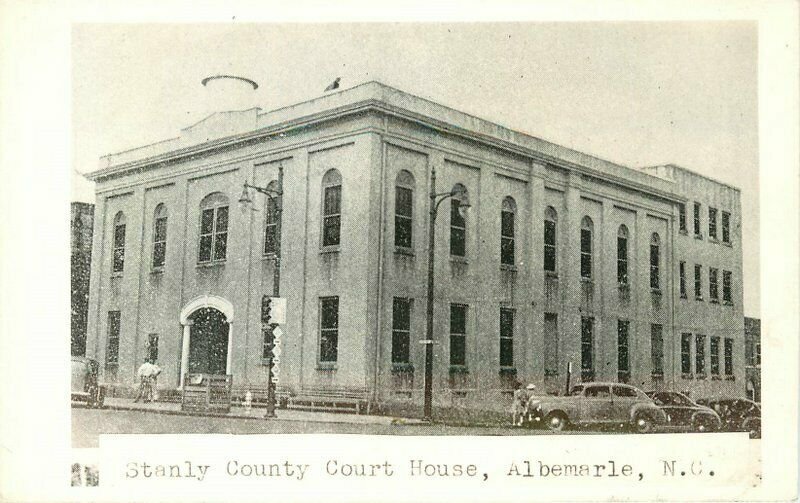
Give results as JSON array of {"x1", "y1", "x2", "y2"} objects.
[
  {"x1": 149, "y1": 361, "x2": 162, "y2": 402},
  {"x1": 134, "y1": 359, "x2": 159, "y2": 403},
  {"x1": 511, "y1": 381, "x2": 535, "y2": 427}
]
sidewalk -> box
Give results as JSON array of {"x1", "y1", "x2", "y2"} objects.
[{"x1": 103, "y1": 397, "x2": 427, "y2": 426}]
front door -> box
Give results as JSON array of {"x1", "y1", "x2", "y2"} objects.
[{"x1": 188, "y1": 307, "x2": 228, "y2": 375}]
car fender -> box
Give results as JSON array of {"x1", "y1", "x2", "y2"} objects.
[
  {"x1": 691, "y1": 409, "x2": 722, "y2": 428},
  {"x1": 630, "y1": 403, "x2": 667, "y2": 424},
  {"x1": 537, "y1": 400, "x2": 578, "y2": 421}
]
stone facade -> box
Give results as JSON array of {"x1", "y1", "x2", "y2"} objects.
[
  {"x1": 84, "y1": 82, "x2": 746, "y2": 411},
  {"x1": 71, "y1": 202, "x2": 94, "y2": 356}
]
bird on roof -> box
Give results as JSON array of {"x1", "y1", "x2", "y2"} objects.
[{"x1": 324, "y1": 77, "x2": 341, "y2": 92}]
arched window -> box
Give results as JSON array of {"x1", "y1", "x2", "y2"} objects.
[
  {"x1": 617, "y1": 225, "x2": 629, "y2": 285},
  {"x1": 152, "y1": 204, "x2": 168, "y2": 269},
  {"x1": 112, "y1": 211, "x2": 126, "y2": 273},
  {"x1": 394, "y1": 170, "x2": 415, "y2": 249},
  {"x1": 543, "y1": 207, "x2": 557, "y2": 272},
  {"x1": 263, "y1": 181, "x2": 280, "y2": 255},
  {"x1": 449, "y1": 183, "x2": 468, "y2": 257},
  {"x1": 322, "y1": 169, "x2": 342, "y2": 247},
  {"x1": 580, "y1": 216, "x2": 593, "y2": 279},
  {"x1": 500, "y1": 197, "x2": 516, "y2": 266},
  {"x1": 650, "y1": 233, "x2": 661, "y2": 290},
  {"x1": 198, "y1": 193, "x2": 229, "y2": 263}
]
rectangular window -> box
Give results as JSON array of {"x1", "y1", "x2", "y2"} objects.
[
  {"x1": 394, "y1": 186, "x2": 413, "y2": 249},
  {"x1": 113, "y1": 224, "x2": 126, "y2": 272},
  {"x1": 650, "y1": 242, "x2": 660, "y2": 290},
  {"x1": 617, "y1": 236, "x2": 628, "y2": 285},
  {"x1": 319, "y1": 297, "x2": 339, "y2": 363},
  {"x1": 755, "y1": 342, "x2": 761, "y2": 366},
  {"x1": 544, "y1": 313, "x2": 558, "y2": 376},
  {"x1": 721, "y1": 211, "x2": 731, "y2": 243},
  {"x1": 263, "y1": 196, "x2": 279, "y2": 255},
  {"x1": 695, "y1": 333, "x2": 706, "y2": 375},
  {"x1": 391, "y1": 298, "x2": 411, "y2": 364},
  {"x1": 152, "y1": 216, "x2": 167, "y2": 268},
  {"x1": 709, "y1": 267, "x2": 719, "y2": 302},
  {"x1": 745, "y1": 339, "x2": 754, "y2": 366},
  {"x1": 106, "y1": 311, "x2": 120, "y2": 367},
  {"x1": 679, "y1": 203, "x2": 687, "y2": 232},
  {"x1": 580, "y1": 228, "x2": 592, "y2": 279},
  {"x1": 450, "y1": 200, "x2": 466, "y2": 257},
  {"x1": 694, "y1": 264, "x2": 703, "y2": 299},
  {"x1": 449, "y1": 304, "x2": 467, "y2": 366},
  {"x1": 581, "y1": 317, "x2": 594, "y2": 381},
  {"x1": 651, "y1": 324, "x2": 664, "y2": 376},
  {"x1": 693, "y1": 202, "x2": 701, "y2": 236},
  {"x1": 679, "y1": 261, "x2": 687, "y2": 298},
  {"x1": 199, "y1": 206, "x2": 229, "y2": 262},
  {"x1": 500, "y1": 210, "x2": 515, "y2": 266},
  {"x1": 722, "y1": 271, "x2": 732, "y2": 303},
  {"x1": 499, "y1": 308, "x2": 514, "y2": 367},
  {"x1": 681, "y1": 333, "x2": 692, "y2": 374},
  {"x1": 323, "y1": 185, "x2": 342, "y2": 247},
  {"x1": 146, "y1": 333, "x2": 159, "y2": 363},
  {"x1": 617, "y1": 320, "x2": 630, "y2": 382},
  {"x1": 710, "y1": 336, "x2": 720, "y2": 375},
  {"x1": 543, "y1": 219, "x2": 556, "y2": 272},
  {"x1": 708, "y1": 207, "x2": 718, "y2": 239},
  {"x1": 724, "y1": 338, "x2": 734, "y2": 375}
]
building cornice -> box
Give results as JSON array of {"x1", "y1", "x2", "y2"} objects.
[{"x1": 85, "y1": 84, "x2": 686, "y2": 204}]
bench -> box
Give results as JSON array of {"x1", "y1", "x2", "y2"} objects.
[
  {"x1": 231, "y1": 385, "x2": 291, "y2": 408},
  {"x1": 288, "y1": 387, "x2": 369, "y2": 414}
]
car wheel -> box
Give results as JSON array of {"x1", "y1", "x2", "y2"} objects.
[
  {"x1": 694, "y1": 417, "x2": 714, "y2": 433},
  {"x1": 634, "y1": 414, "x2": 654, "y2": 433},
  {"x1": 545, "y1": 412, "x2": 568, "y2": 432},
  {"x1": 745, "y1": 419, "x2": 761, "y2": 439}
]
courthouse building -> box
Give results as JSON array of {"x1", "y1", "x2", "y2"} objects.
[{"x1": 84, "y1": 80, "x2": 745, "y2": 411}]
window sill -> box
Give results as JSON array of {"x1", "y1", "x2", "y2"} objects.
[
  {"x1": 694, "y1": 233, "x2": 703, "y2": 240},
  {"x1": 316, "y1": 362, "x2": 337, "y2": 371},
  {"x1": 680, "y1": 294, "x2": 688, "y2": 300},
  {"x1": 681, "y1": 373, "x2": 694, "y2": 379},
  {"x1": 111, "y1": 271, "x2": 123, "y2": 278},
  {"x1": 449, "y1": 256, "x2": 468, "y2": 265},
  {"x1": 710, "y1": 299, "x2": 719, "y2": 304},
  {"x1": 262, "y1": 252, "x2": 279, "y2": 261},
  {"x1": 196, "y1": 261, "x2": 226, "y2": 269},
  {"x1": 709, "y1": 237, "x2": 718, "y2": 244},
  {"x1": 150, "y1": 268, "x2": 164, "y2": 275},
  {"x1": 696, "y1": 373, "x2": 707, "y2": 380},
  {"x1": 499, "y1": 367, "x2": 517, "y2": 376},
  {"x1": 449, "y1": 365, "x2": 469, "y2": 374},
  {"x1": 679, "y1": 229, "x2": 688, "y2": 236},
  {"x1": 695, "y1": 296, "x2": 704, "y2": 302},
  {"x1": 545, "y1": 271, "x2": 559, "y2": 279},
  {"x1": 500, "y1": 264, "x2": 517, "y2": 272},
  {"x1": 580, "y1": 277, "x2": 593, "y2": 284},
  {"x1": 394, "y1": 246, "x2": 414, "y2": 257},
  {"x1": 711, "y1": 375, "x2": 722, "y2": 380},
  {"x1": 391, "y1": 363, "x2": 414, "y2": 373},
  {"x1": 725, "y1": 375, "x2": 735, "y2": 381},
  {"x1": 320, "y1": 246, "x2": 340, "y2": 255},
  {"x1": 722, "y1": 241, "x2": 732, "y2": 247},
  {"x1": 723, "y1": 301, "x2": 734, "y2": 306}
]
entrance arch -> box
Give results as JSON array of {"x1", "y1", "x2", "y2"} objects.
[{"x1": 179, "y1": 295, "x2": 234, "y2": 387}]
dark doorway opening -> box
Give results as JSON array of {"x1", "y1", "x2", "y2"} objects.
[{"x1": 188, "y1": 307, "x2": 228, "y2": 374}]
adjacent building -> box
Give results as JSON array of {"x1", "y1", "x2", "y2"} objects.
[
  {"x1": 744, "y1": 317, "x2": 761, "y2": 402},
  {"x1": 71, "y1": 202, "x2": 94, "y2": 356},
  {"x1": 83, "y1": 81, "x2": 746, "y2": 412}
]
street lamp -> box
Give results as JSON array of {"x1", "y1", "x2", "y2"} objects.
[
  {"x1": 239, "y1": 165, "x2": 284, "y2": 418},
  {"x1": 423, "y1": 168, "x2": 470, "y2": 421}
]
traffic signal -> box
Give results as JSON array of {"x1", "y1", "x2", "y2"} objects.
[{"x1": 261, "y1": 295, "x2": 272, "y2": 323}]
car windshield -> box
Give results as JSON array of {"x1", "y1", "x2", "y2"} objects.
[
  {"x1": 670, "y1": 393, "x2": 695, "y2": 406},
  {"x1": 584, "y1": 386, "x2": 611, "y2": 398}
]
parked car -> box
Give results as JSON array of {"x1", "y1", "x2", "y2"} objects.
[
  {"x1": 695, "y1": 397, "x2": 761, "y2": 438},
  {"x1": 645, "y1": 391, "x2": 721, "y2": 432},
  {"x1": 71, "y1": 356, "x2": 105, "y2": 408},
  {"x1": 528, "y1": 382, "x2": 667, "y2": 433}
]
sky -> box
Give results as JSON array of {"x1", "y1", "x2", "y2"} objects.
[{"x1": 71, "y1": 22, "x2": 759, "y2": 316}]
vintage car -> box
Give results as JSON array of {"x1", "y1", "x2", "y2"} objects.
[
  {"x1": 645, "y1": 391, "x2": 721, "y2": 432},
  {"x1": 71, "y1": 356, "x2": 105, "y2": 408},
  {"x1": 695, "y1": 397, "x2": 761, "y2": 438},
  {"x1": 528, "y1": 382, "x2": 667, "y2": 433}
]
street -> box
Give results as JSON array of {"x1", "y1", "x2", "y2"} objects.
[{"x1": 72, "y1": 407, "x2": 590, "y2": 448}]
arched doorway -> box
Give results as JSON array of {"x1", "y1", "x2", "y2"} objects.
[
  {"x1": 179, "y1": 295, "x2": 235, "y2": 387},
  {"x1": 188, "y1": 308, "x2": 228, "y2": 374}
]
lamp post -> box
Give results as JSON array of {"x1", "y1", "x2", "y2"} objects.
[
  {"x1": 423, "y1": 166, "x2": 470, "y2": 421},
  {"x1": 239, "y1": 165, "x2": 283, "y2": 418}
]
